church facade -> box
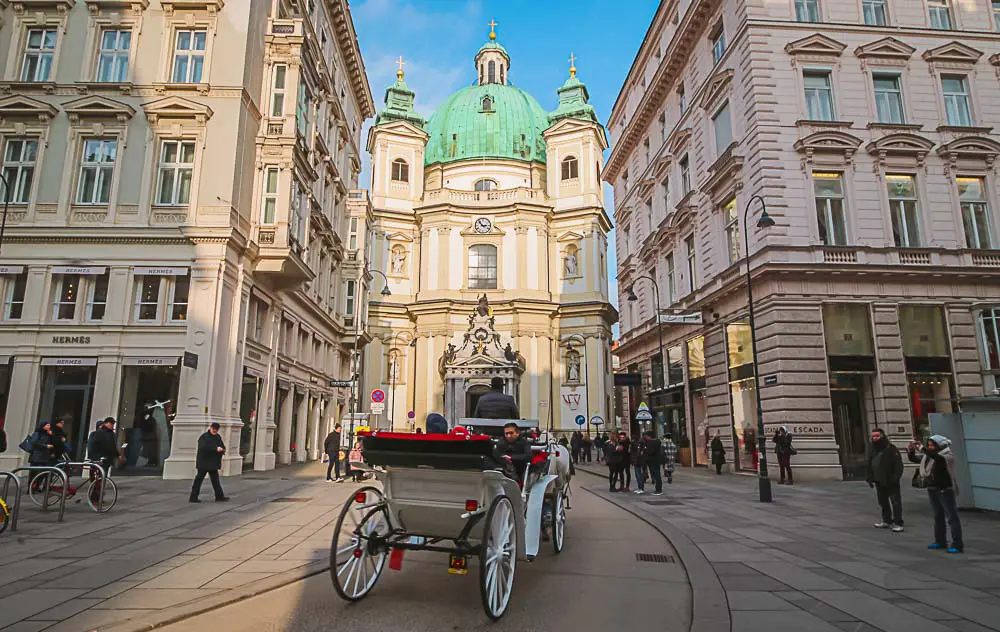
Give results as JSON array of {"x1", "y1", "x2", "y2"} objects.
[{"x1": 359, "y1": 28, "x2": 616, "y2": 433}]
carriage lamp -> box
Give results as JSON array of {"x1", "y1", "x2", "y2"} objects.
[
  {"x1": 448, "y1": 554, "x2": 469, "y2": 575},
  {"x1": 465, "y1": 499, "x2": 479, "y2": 513},
  {"x1": 354, "y1": 491, "x2": 367, "y2": 504}
]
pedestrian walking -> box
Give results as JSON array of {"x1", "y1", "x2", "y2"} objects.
[
  {"x1": 661, "y1": 433, "x2": 677, "y2": 484},
  {"x1": 642, "y1": 430, "x2": 663, "y2": 495},
  {"x1": 618, "y1": 431, "x2": 632, "y2": 491},
  {"x1": 324, "y1": 424, "x2": 342, "y2": 482},
  {"x1": 189, "y1": 422, "x2": 229, "y2": 503},
  {"x1": 710, "y1": 433, "x2": 726, "y2": 475},
  {"x1": 570, "y1": 431, "x2": 582, "y2": 465},
  {"x1": 908, "y1": 435, "x2": 963, "y2": 553},
  {"x1": 26, "y1": 421, "x2": 56, "y2": 487},
  {"x1": 595, "y1": 433, "x2": 605, "y2": 463},
  {"x1": 86, "y1": 417, "x2": 120, "y2": 474},
  {"x1": 51, "y1": 414, "x2": 71, "y2": 461},
  {"x1": 603, "y1": 434, "x2": 622, "y2": 492},
  {"x1": 631, "y1": 435, "x2": 645, "y2": 494},
  {"x1": 866, "y1": 428, "x2": 904, "y2": 532},
  {"x1": 582, "y1": 432, "x2": 593, "y2": 463},
  {"x1": 773, "y1": 426, "x2": 795, "y2": 485}
]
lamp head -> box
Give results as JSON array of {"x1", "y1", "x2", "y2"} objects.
[
  {"x1": 626, "y1": 286, "x2": 638, "y2": 302},
  {"x1": 756, "y1": 208, "x2": 776, "y2": 229},
  {"x1": 380, "y1": 285, "x2": 392, "y2": 296}
]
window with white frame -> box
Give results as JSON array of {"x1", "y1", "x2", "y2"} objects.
[
  {"x1": 685, "y1": 235, "x2": 697, "y2": 292},
  {"x1": 643, "y1": 138, "x2": 650, "y2": 164},
  {"x1": 942, "y1": 75, "x2": 973, "y2": 127},
  {"x1": 814, "y1": 172, "x2": 849, "y2": 245},
  {"x1": 155, "y1": 140, "x2": 195, "y2": 206},
  {"x1": 928, "y1": 0, "x2": 953, "y2": 30},
  {"x1": 171, "y1": 30, "x2": 206, "y2": 83},
  {"x1": 658, "y1": 112, "x2": 666, "y2": 143},
  {"x1": 261, "y1": 167, "x2": 279, "y2": 224},
  {"x1": 86, "y1": 271, "x2": 109, "y2": 321},
  {"x1": 678, "y1": 84, "x2": 687, "y2": 115},
  {"x1": 3, "y1": 271, "x2": 27, "y2": 320},
  {"x1": 561, "y1": 156, "x2": 579, "y2": 180},
  {"x1": 864, "y1": 0, "x2": 889, "y2": 25},
  {"x1": 134, "y1": 275, "x2": 161, "y2": 321},
  {"x1": 712, "y1": 101, "x2": 732, "y2": 155},
  {"x1": 980, "y1": 308, "x2": 1000, "y2": 370},
  {"x1": 475, "y1": 178, "x2": 497, "y2": 191},
  {"x1": 679, "y1": 155, "x2": 691, "y2": 196},
  {"x1": 724, "y1": 198, "x2": 740, "y2": 265},
  {"x1": 20, "y1": 28, "x2": 57, "y2": 82},
  {"x1": 77, "y1": 139, "x2": 116, "y2": 205},
  {"x1": 958, "y1": 176, "x2": 994, "y2": 249},
  {"x1": 804, "y1": 70, "x2": 835, "y2": 121},
  {"x1": 886, "y1": 174, "x2": 922, "y2": 248},
  {"x1": 391, "y1": 158, "x2": 409, "y2": 182},
  {"x1": 1, "y1": 138, "x2": 39, "y2": 204},
  {"x1": 994, "y1": 1, "x2": 1000, "y2": 31},
  {"x1": 52, "y1": 275, "x2": 80, "y2": 320},
  {"x1": 270, "y1": 64, "x2": 287, "y2": 117},
  {"x1": 710, "y1": 23, "x2": 726, "y2": 64},
  {"x1": 249, "y1": 297, "x2": 268, "y2": 342},
  {"x1": 96, "y1": 29, "x2": 131, "y2": 83},
  {"x1": 665, "y1": 252, "x2": 676, "y2": 305},
  {"x1": 345, "y1": 279, "x2": 356, "y2": 315},
  {"x1": 296, "y1": 81, "x2": 312, "y2": 138},
  {"x1": 661, "y1": 177, "x2": 670, "y2": 214},
  {"x1": 168, "y1": 274, "x2": 190, "y2": 321},
  {"x1": 468, "y1": 244, "x2": 498, "y2": 290},
  {"x1": 873, "y1": 73, "x2": 905, "y2": 124},
  {"x1": 348, "y1": 217, "x2": 359, "y2": 250},
  {"x1": 289, "y1": 179, "x2": 305, "y2": 246},
  {"x1": 795, "y1": 0, "x2": 821, "y2": 22}
]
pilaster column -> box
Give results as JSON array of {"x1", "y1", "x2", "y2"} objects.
[
  {"x1": 295, "y1": 389, "x2": 309, "y2": 461},
  {"x1": 253, "y1": 369, "x2": 276, "y2": 471},
  {"x1": 308, "y1": 395, "x2": 322, "y2": 460},
  {"x1": 90, "y1": 356, "x2": 122, "y2": 422},
  {"x1": 0, "y1": 357, "x2": 41, "y2": 470},
  {"x1": 278, "y1": 384, "x2": 294, "y2": 465}
]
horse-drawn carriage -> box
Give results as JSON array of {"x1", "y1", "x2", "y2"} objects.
[{"x1": 329, "y1": 419, "x2": 571, "y2": 620}]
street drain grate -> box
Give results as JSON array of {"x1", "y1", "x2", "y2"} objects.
[
  {"x1": 636, "y1": 553, "x2": 675, "y2": 564},
  {"x1": 645, "y1": 499, "x2": 683, "y2": 506},
  {"x1": 271, "y1": 497, "x2": 311, "y2": 503}
]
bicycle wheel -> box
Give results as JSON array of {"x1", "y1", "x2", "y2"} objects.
[
  {"x1": 0, "y1": 500, "x2": 9, "y2": 535},
  {"x1": 86, "y1": 477, "x2": 117, "y2": 513},
  {"x1": 28, "y1": 472, "x2": 61, "y2": 508}
]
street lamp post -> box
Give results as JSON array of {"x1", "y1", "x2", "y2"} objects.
[
  {"x1": 347, "y1": 269, "x2": 390, "y2": 436},
  {"x1": 626, "y1": 275, "x2": 665, "y2": 436},
  {"x1": 743, "y1": 194, "x2": 776, "y2": 503},
  {"x1": 0, "y1": 173, "x2": 14, "y2": 255}
]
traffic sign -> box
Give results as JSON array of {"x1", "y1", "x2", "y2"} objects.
[
  {"x1": 590, "y1": 415, "x2": 604, "y2": 426},
  {"x1": 574, "y1": 415, "x2": 586, "y2": 426},
  {"x1": 637, "y1": 401, "x2": 650, "y2": 412},
  {"x1": 371, "y1": 389, "x2": 385, "y2": 403},
  {"x1": 636, "y1": 404, "x2": 653, "y2": 422},
  {"x1": 370, "y1": 402, "x2": 385, "y2": 415},
  {"x1": 328, "y1": 379, "x2": 353, "y2": 388},
  {"x1": 407, "y1": 410, "x2": 415, "y2": 419}
]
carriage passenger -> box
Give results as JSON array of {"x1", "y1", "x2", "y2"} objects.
[{"x1": 497, "y1": 422, "x2": 532, "y2": 484}]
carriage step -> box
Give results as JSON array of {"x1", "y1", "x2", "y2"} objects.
[{"x1": 448, "y1": 554, "x2": 469, "y2": 575}]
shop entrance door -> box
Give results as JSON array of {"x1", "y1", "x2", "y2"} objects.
[
  {"x1": 38, "y1": 366, "x2": 96, "y2": 461},
  {"x1": 239, "y1": 374, "x2": 263, "y2": 469},
  {"x1": 831, "y1": 386, "x2": 868, "y2": 480}
]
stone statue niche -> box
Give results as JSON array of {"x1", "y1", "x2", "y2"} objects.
[
  {"x1": 390, "y1": 245, "x2": 407, "y2": 275},
  {"x1": 564, "y1": 245, "x2": 579, "y2": 278}
]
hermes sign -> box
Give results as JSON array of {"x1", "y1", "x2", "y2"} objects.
[{"x1": 52, "y1": 335, "x2": 91, "y2": 344}]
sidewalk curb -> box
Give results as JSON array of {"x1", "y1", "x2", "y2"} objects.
[
  {"x1": 99, "y1": 559, "x2": 331, "y2": 632},
  {"x1": 578, "y1": 467, "x2": 731, "y2": 632}
]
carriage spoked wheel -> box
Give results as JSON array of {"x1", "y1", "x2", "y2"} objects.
[
  {"x1": 330, "y1": 486, "x2": 390, "y2": 602},
  {"x1": 551, "y1": 490, "x2": 567, "y2": 554},
  {"x1": 479, "y1": 495, "x2": 517, "y2": 620}
]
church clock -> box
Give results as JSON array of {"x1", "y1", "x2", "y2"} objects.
[{"x1": 474, "y1": 217, "x2": 492, "y2": 233}]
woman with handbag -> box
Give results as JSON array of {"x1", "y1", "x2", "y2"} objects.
[
  {"x1": 908, "y1": 436, "x2": 963, "y2": 553},
  {"x1": 773, "y1": 426, "x2": 795, "y2": 485}
]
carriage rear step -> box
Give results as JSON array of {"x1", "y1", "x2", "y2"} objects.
[{"x1": 636, "y1": 553, "x2": 676, "y2": 564}]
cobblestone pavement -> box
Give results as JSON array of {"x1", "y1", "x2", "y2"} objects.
[{"x1": 579, "y1": 463, "x2": 1000, "y2": 632}]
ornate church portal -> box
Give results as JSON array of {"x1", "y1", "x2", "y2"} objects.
[{"x1": 360, "y1": 23, "x2": 617, "y2": 433}]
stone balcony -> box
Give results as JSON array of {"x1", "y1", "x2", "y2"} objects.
[
  {"x1": 421, "y1": 186, "x2": 545, "y2": 208},
  {"x1": 255, "y1": 223, "x2": 313, "y2": 288}
]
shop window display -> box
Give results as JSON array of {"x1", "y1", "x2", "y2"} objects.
[{"x1": 117, "y1": 364, "x2": 179, "y2": 471}]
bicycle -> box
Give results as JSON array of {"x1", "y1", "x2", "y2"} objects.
[{"x1": 28, "y1": 460, "x2": 118, "y2": 513}]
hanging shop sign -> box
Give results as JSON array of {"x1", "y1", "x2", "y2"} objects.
[
  {"x1": 134, "y1": 266, "x2": 189, "y2": 276},
  {"x1": 52, "y1": 266, "x2": 106, "y2": 275},
  {"x1": 658, "y1": 312, "x2": 703, "y2": 325}
]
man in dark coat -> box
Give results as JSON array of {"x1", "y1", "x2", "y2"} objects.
[
  {"x1": 867, "y1": 428, "x2": 904, "y2": 531},
  {"x1": 474, "y1": 377, "x2": 520, "y2": 419},
  {"x1": 324, "y1": 423, "x2": 342, "y2": 482},
  {"x1": 51, "y1": 414, "x2": 71, "y2": 460},
  {"x1": 190, "y1": 422, "x2": 229, "y2": 503},
  {"x1": 642, "y1": 431, "x2": 663, "y2": 495},
  {"x1": 496, "y1": 422, "x2": 532, "y2": 484},
  {"x1": 87, "y1": 417, "x2": 120, "y2": 472}
]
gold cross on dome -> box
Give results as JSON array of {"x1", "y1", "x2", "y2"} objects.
[
  {"x1": 568, "y1": 52, "x2": 577, "y2": 77},
  {"x1": 395, "y1": 55, "x2": 405, "y2": 79},
  {"x1": 488, "y1": 19, "x2": 498, "y2": 40}
]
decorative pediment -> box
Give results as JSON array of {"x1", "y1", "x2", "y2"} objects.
[
  {"x1": 384, "y1": 231, "x2": 413, "y2": 243},
  {"x1": 866, "y1": 133, "x2": 934, "y2": 156},
  {"x1": 922, "y1": 41, "x2": 984, "y2": 65},
  {"x1": 142, "y1": 96, "x2": 213, "y2": 123},
  {"x1": 160, "y1": 0, "x2": 224, "y2": 14},
  {"x1": 936, "y1": 136, "x2": 1000, "y2": 166},
  {"x1": 667, "y1": 127, "x2": 692, "y2": 154},
  {"x1": 855, "y1": 37, "x2": 916, "y2": 60},
  {"x1": 784, "y1": 34, "x2": 847, "y2": 58},
  {"x1": 13, "y1": 0, "x2": 76, "y2": 9},
  {"x1": 63, "y1": 95, "x2": 135, "y2": 123},
  {"x1": 701, "y1": 69, "x2": 734, "y2": 111},
  {"x1": 369, "y1": 118, "x2": 429, "y2": 142},
  {"x1": 84, "y1": 0, "x2": 150, "y2": 10},
  {"x1": 794, "y1": 130, "x2": 863, "y2": 165},
  {"x1": 0, "y1": 94, "x2": 57, "y2": 119},
  {"x1": 556, "y1": 230, "x2": 584, "y2": 243}
]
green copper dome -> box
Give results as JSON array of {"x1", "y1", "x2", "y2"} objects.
[{"x1": 423, "y1": 83, "x2": 549, "y2": 166}]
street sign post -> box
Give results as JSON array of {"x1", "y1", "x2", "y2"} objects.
[
  {"x1": 574, "y1": 415, "x2": 586, "y2": 426},
  {"x1": 636, "y1": 401, "x2": 653, "y2": 424},
  {"x1": 371, "y1": 389, "x2": 385, "y2": 403},
  {"x1": 328, "y1": 379, "x2": 353, "y2": 388},
  {"x1": 658, "y1": 312, "x2": 703, "y2": 325},
  {"x1": 370, "y1": 402, "x2": 385, "y2": 415}
]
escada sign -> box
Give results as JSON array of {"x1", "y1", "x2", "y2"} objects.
[{"x1": 52, "y1": 335, "x2": 91, "y2": 344}]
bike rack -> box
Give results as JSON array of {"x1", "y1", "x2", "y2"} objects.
[
  {"x1": 0, "y1": 471, "x2": 21, "y2": 532},
  {"x1": 59, "y1": 461, "x2": 108, "y2": 511},
  {"x1": 9, "y1": 466, "x2": 69, "y2": 523}
]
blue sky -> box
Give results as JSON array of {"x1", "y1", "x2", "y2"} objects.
[{"x1": 352, "y1": 0, "x2": 658, "y2": 329}]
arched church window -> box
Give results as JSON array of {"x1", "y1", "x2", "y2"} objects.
[
  {"x1": 482, "y1": 96, "x2": 493, "y2": 112},
  {"x1": 479, "y1": 63, "x2": 484, "y2": 85},
  {"x1": 561, "y1": 155, "x2": 579, "y2": 180},
  {"x1": 474, "y1": 178, "x2": 497, "y2": 191},
  {"x1": 488, "y1": 60, "x2": 496, "y2": 84},
  {"x1": 468, "y1": 244, "x2": 498, "y2": 290},
  {"x1": 391, "y1": 158, "x2": 409, "y2": 183},
  {"x1": 500, "y1": 65, "x2": 505, "y2": 85}
]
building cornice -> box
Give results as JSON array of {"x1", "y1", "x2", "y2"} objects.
[{"x1": 330, "y1": 0, "x2": 375, "y2": 120}]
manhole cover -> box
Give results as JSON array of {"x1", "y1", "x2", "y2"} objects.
[
  {"x1": 271, "y1": 497, "x2": 311, "y2": 503},
  {"x1": 636, "y1": 553, "x2": 675, "y2": 563},
  {"x1": 645, "y1": 499, "x2": 683, "y2": 506}
]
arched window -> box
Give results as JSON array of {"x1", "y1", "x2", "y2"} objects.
[
  {"x1": 482, "y1": 96, "x2": 493, "y2": 111},
  {"x1": 391, "y1": 158, "x2": 409, "y2": 182},
  {"x1": 488, "y1": 60, "x2": 496, "y2": 84},
  {"x1": 479, "y1": 64, "x2": 484, "y2": 85},
  {"x1": 468, "y1": 244, "x2": 498, "y2": 289},
  {"x1": 500, "y1": 65, "x2": 505, "y2": 85},
  {"x1": 474, "y1": 178, "x2": 497, "y2": 191},
  {"x1": 561, "y1": 155, "x2": 579, "y2": 180}
]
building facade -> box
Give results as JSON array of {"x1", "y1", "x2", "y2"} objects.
[
  {"x1": 608, "y1": 0, "x2": 1000, "y2": 480},
  {"x1": 358, "y1": 28, "x2": 616, "y2": 434},
  {"x1": 0, "y1": 0, "x2": 374, "y2": 478}
]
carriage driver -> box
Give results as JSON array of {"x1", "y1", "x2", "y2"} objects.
[{"x1": 497, "y1": 422, "x2": 533, "y2": 484}]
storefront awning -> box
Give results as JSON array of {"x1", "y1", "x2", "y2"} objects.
[{"x1": 123, "y1": 357, "x2": 180, "y2": 367}]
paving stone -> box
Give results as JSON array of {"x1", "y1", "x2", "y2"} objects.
[
  {"x1": 808, "y1": 590, "x2": 954, "y2": 632},
  {"x1": 946, "y1": 621, "x2": 999, "y2": 632},
  {"x1": 748, "y1": 562, "x2": 849, "y2": 591},
  {"x1": 726, "y1": 591, "x2": 798, "y2": 611},
  {"x1": 712, "y1": 562, "x2": 761, "y2": 576},
  {"x1": 84, "y1": 580, "x2": 142, "y2": 599},
  {"x1": 720, "y1": 574, "x2": 792, "y2": 592},
  {"x1": 897, "y1": 601, "x2": 964, "y2": 621},
  {"x1": 0, "y1": 588, "x2": 88, "y2": 628},
  {"x1": 0, "y1": 621, "x2": 51, "y2": 632},
  {"x1": 730, "y1": 609, "x2": 844, "y2": 632},
  {"x1": 139, "y1": 560, "x2": 243, "y2": 589},
  {"x1": 901, "y1": 589, "x2": 1000, "y2": 631},
  {"x1": 41, "y1": 607, "x2": 156, "y2": 632},
  {"x1": 833, "y1": 623, "x2": 883, "y2": 632},
  {"x1": 93, "y1": 587, "x2": 219, "y2": 610},
  {"x1": 823, "y1": 561, "x2": 934, "y2": 589},
  {"x1": 26, "y1": 597, "x2": 105, "y2": 621},
  {"x1": 202, "y1": 571, "x2": 274, "y2": 589}
]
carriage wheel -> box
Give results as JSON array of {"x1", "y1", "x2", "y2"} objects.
[
  {"x1": 479, "y1": 495, "x2": 517, "y2": 620},
  {"x1": 551, "y1": 490, "x2": 567, "y2": 554},
  {"x1": 330, "y1": 486, "x2": 390, "y2": 602}
]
